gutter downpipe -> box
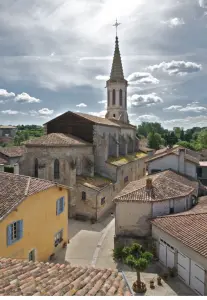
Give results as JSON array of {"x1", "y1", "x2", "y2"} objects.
[{"x1": 121, "y1": 271, "x2": 134, "y2": 296}]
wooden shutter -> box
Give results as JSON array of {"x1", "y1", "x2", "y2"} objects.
[
  {"x1": 17, "y1": 220, "x2": 23, "y2": 240},
  {"x1": 7, "y1": 225, "x2": 12, "y2": 246}
]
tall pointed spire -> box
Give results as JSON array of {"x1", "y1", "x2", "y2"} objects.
[{"x1": 110, "y1": 20, "x2": 124, "y2": 80}]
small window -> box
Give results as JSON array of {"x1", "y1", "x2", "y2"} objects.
[
  {"x1": 54, "y1": 229, "x2": 63, "y2": 247},
  {"x1": 124, "y1": 176, "x2": 128, "y2": 183},
  {"x1": 82, "y1": 191, "x2": 86, "y2": 201},
  {"x1": 112, "y1": 89, "x2": 116, "y2": 105},
  {"x1": 101, "y1": 197, "x2": 106, "y2": 205},
  {"x1": 34, "y1": 158, "x2": 38, "y2": 178},
  {"x1": 54, "y1": 159, "x2": 60, "y2": 180},
  {"x1": 28, "y1": 249, "x2": 36, "y2": 262},
  {"x1": 56, "y1": 197, "x2": 65, "y2": 215},
  {"x1": 170, "y1": 207, "x2": 174, "y2": 214},
  {"x1": 7, "y1": 220, "x2": 23, "y2": 246},
  {"x1": 119, "y1": 89, "x2": 122, "y2": 106},
  {"x1": 113, "y1": 114, "x2": 116, "y2": 118}
]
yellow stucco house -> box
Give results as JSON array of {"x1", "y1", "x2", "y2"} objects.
[{"x1": 0, "y1": 171, "x2": 69, "y2": 262}]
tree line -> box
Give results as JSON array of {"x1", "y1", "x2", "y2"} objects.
[{"x1": 137, "y1": 122, "x2": 207, "y2": 151}]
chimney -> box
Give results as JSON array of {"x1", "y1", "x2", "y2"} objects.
[
  {"x1": 0, "y1": 164, "x2": 4, "y2": 172},
  {"x1": 146, "y1": 178, "x2": 153, "y2": 189},
  {"x1": 14, "y1": 163, "x2": 19, "y2": 175}
]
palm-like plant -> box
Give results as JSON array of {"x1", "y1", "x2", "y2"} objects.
[{"x1": 113, "y1": 243, "x2": 153, "y2": 293}]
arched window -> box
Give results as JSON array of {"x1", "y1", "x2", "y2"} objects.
[
  {"x1": 125, "y1": 91, "x2": 127, "y2": 108},
  {"x1": 34, "y1": 158, "x2": 38, "y2": 178},
  {"x1": 107, "y1": 91, "x2": 110, "y2": 107},
  {"x1": 112, "y1": 89, "x2": 116, "y2": 105},
  {"x1": 54, "y1": 159, "x2": 60, "y2": 179},
  {"x1": 119, "y1": 89, "x2": 122, "y2": 106},
  {"x1": 113, "y1": 114, "x2": 116, "y2": 118}
]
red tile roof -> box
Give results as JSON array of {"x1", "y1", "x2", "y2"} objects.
[
  {"x1": 24, "y1": 133, "x2": 92, "y2": 147},
  {"x1": 114, "y1": 170, "x2": 198, "y2": 203},
  {"x1": 0, "y1": 157, "x2": 8, "y2": 164},
  {"x1": 0, "y1": 258, "x2": 131, "y2": 296},
  {"x1": 151, "y1": 198, "x2": 207, "y2": 258},
  {"x1": 0, "y1": 172, "x2": 58, "y2": 221},
  {"x1": 0, "y1": 146, "x2": 26, "y2": 158}
]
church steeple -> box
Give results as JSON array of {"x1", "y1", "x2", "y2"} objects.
[
  {"x1": 110, "y1": 36, "x2": 124, "y2": 80},
  {"x1": 105, "y1": 19, "x2": 129, "y2": 124}
]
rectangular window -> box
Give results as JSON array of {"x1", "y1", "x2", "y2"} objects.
[
  {"x1": 82, "y1": 191, "x2": 86, "y2": 201},
  {"x1": 7, "y1": 220, "x2": 23, "y2": 246},
  {"x1": 56, "y1": 197, "x2": 65, "y2": 215},
  {"x1": 124, "y1": 176, "x2": 128, "y2": 183},
  {"x1": 54, "y1": 229, "x2": 63, "y2": 247},
  {"x1": 170, "y1": 207, "x2": 174, "y2": 214},
  {"x1": 101, "y1": 197, "x2": 106, "y2": 205}
]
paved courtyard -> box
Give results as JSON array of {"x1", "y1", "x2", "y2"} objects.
[{"x1": 53, "y1": 212, "x2": 195, "y2": 296}]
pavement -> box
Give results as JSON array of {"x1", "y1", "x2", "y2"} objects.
[{"x1": 53, "y1": 212, "x2": 195, "y2": 296}]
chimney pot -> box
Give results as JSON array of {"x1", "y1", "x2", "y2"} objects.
[{"x1": 146, "y1": 178, "x2": 153, "y2": 189}]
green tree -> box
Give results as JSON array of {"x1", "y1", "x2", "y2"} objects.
[
  {"x1": 113, "y1": 243, "x2": 153, "y2": 293},
  {"x1": 197, "y1": 129, "x2": 207, "y2": 148},
  {"x1": 147, "y1": 132, "x2": 162, "y2": 150}
]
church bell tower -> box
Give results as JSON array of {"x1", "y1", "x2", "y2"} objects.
[{"x1": 105, "y1": 19, "x2": 129, "y2": 124}]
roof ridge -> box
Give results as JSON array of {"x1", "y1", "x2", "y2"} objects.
[
  {"x1": 153, "y1": 211, "x2": 207, "y2": 220},
  {"x1": 24, "y1": 177, "x2": 31, "y2": 196}
]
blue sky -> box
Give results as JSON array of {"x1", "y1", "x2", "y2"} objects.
[{"x1": 0, "y1": 0, "x2": 207, "y2": 129}]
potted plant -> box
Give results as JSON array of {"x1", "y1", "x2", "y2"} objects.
[
  {"x1": 150, "y1": 279, "x2": 155, "y2": 289},
  {"x1": 113, "y1": 242, "x2": 153, "y2": 294},
  {"x1": 168, "y1": 267, "x2": 177, "y2": 277},
  {"x1": 157, "y1": 276, "x2": 162, "y2": 286}
]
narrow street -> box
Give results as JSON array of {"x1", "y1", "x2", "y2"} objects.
[{"x1": 54, "y1": 212, "x2": 117, "y2": 269}]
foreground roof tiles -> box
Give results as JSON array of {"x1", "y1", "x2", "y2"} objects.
[
  {"x1": 0, "y1": 146, "x2": 26, "y2": 158},
  {"x1": 24, "y1": 133, "x2": 92, "y2": 147},
  {"x1": 152, "y1": 199, "x2": 207, "y2": 258},
  {"x1": 0, "y1": 172, "x2": 56, "y2": 220},
  {"x1": 0, "y1": 258, "x2": 131, "y2": 296},
  {"x1": 114, "y1": 169, "x2": 198, "y2": 203}
]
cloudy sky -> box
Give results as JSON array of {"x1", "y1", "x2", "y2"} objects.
[{"x1": 0, "y1": 0, "x2": 207, "y2": 129}]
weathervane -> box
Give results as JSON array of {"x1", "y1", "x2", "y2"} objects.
[{"x1": 113, "y1": 18, "x2": 121, "y2": 36}]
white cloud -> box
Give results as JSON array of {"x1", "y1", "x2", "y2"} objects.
[
  {"x1": 136, "y1": 114, "x2": 160, "y2": 123},
  {"x1": 76, "y1": 103, "x2": 87, "y2": 107},
  {"x1": 0, "y1": 89, "x2": 15, "y2": 98},
  {"x1": 164, "y1": 102, "x2": 207, "y2": 113},
  {"x1": 38, "y1": 108, "x2": 54, "y2": 115},
  {"x1": 147, "y1": 61, "x2": 202, "y2": 76},
  {"x1": 161, "y1": 17, "x2": 185, "y2": 28},
  {"x1": 95, "y1": 75, "x2": 110, "y2": 81},
  {"x1": 127, "y1": 72, "x2": 159, "y2": 85},
  {"x1": 88, "y1": 110, "x2": 106, "y2": 118},
  {"x1": 163, "y1": 115, "x2": 207, "y2": 129},
  {"x1": 1, "y1": 110, "x2": 22, "y2": 115},
  {"x1": 199, "y1": 0, "x2": 207, "y2": 8},
  {"x1": 98, "y1": 100, "x2": 107, "y2": 104},
  {"x1": 15, "y1": 92, "x2": 40, "y2": 103},
  {"x1": 128, "y1": 93, "x2": 163, "y2": 107}
]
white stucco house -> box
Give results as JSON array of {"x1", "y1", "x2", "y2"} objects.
[
  {"x1": 146, "y1": 147, "x2": 200, "y2": 179},
  {"x1": 151, "y1": 196, "x2": 207, "y2": 296},
  {"x1": 113, "y1": 169, "x2": 199, "y2": 238}
]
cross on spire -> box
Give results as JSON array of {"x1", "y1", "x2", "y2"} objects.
[{"x1": 113, "y1": 18, "x2": 121, "y2": 37}]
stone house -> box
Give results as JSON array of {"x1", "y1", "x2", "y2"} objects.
[
  {"x1": 146, "y1": 147, "x2": 200, "y2": 179},
  {"x1": 151, "y1": 196, "x2": 207, "y2": 295},
  {"x1": 19, "y1": 33, "x2": 149, "y2": 220},
  {"x1": 0, "y1": 125, "x2": 17, "y2": 138},
  {"x1": 0, "y1": 146, "x2": 26, "y2": 166},
  {"x1": 113, "y1": 169, "x2": 199, "y2": 239}
]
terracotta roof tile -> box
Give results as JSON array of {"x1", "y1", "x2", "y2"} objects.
[
  {"x1": 151, "y1": 200, "x2": 207, "y2": 258},
  {"x1": 114, "y1": 169, "x2": 198, "y2": 203},
  {"x1": 0, "y1": 258, "x2": 131, "y2": 296},
  {"x1": 24, "y1": 133, "x2": 92, "y2": 147},
  {"x1": 0, "y1": 172, "x2": 56, "y2": 220},
  {"x1": 0, "y1": 146, "x2": 26, "y2": 158},
  {"x1": 0, "y1": 157, "x2": 7, "y2": 164}
]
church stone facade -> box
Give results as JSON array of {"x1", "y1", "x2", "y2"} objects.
[{"x1": 19, "y1": 34, "x2": 148, "y2": 220}]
